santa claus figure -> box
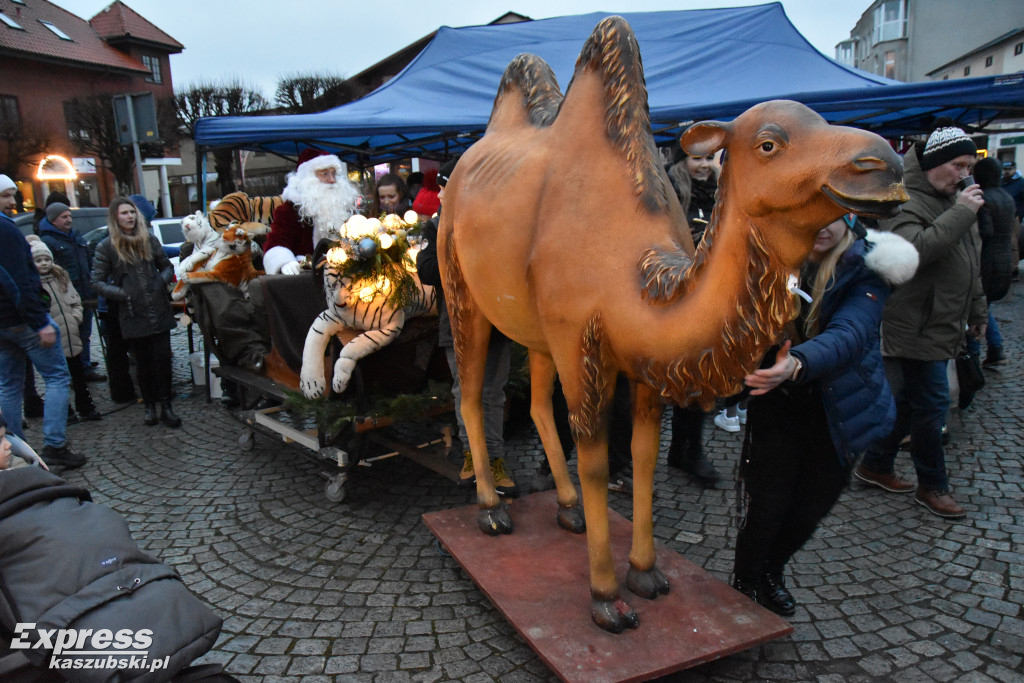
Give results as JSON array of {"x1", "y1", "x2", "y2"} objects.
[{"x1": 264, "y1": 150, "x2": 360, "y2": 275}]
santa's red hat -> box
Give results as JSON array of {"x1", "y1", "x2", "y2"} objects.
[{"x1": 295, "y1": 149, "x2": 342, "y2": 175}]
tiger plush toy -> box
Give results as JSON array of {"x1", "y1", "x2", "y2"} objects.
[
  {"x1": 175, "y1": 211, "x2": 220, "y2": 280},
  {"x1": 171, "y1": 225, "x2": 264, "y2": 301},
  {"x1": 207, "y1": 191, "x2": 282, "y2": 236},
  {"x1": 299, "y1": 264, "x2": 436, "y2": 399}
]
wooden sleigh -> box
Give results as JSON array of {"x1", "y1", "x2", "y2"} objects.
[{"x1": 187, "y1": 273, "x2": 455, "y2": 502}]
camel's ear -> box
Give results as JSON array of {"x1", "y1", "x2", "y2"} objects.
[{"x1": 680, "y1": 120, "x2": 731, "y2": 157}]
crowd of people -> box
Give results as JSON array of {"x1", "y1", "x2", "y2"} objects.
[{"x1": 1, "y1": 118, "x2": 1019, "y2": 622}]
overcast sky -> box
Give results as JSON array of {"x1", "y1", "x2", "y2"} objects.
[{"x1": 57, "y1": 0, "x2": 868, "y2": 100}]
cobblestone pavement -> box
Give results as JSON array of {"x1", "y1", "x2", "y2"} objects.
[{"x1": 26, "y1": 280, "x2": 1024, "y2": 683}]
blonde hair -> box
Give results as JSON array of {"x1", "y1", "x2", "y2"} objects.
[
  {"x1": 802, "y1": 228, "x2": 857, "y2": 338},
  {"x1": 107, "y1": 196, "x2": 152, "y2": 265},
  {"x1": 49, "y1": 264, "x2": 72, "y2": 292}
]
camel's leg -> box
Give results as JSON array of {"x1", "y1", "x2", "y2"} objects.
[
  {"x1": 556, "y1": 354, "x2": 636, "y2": 633},
  {"x1": 626, "y1": 382, "x2": 670, "y2": 599},
  {"x1": 454, "y1": 309, "x2": 510, "y2": 535},
  {"x1": 528, "y1": 351, "x2": 583, "y2": 533}
]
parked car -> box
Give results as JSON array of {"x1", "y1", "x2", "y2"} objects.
[
  {"x1": 12, "y1": 207, "x2": 109, "y2": 237},
  {"x1": 83, "y1": 217, "x2": 185, "y2": 265}
]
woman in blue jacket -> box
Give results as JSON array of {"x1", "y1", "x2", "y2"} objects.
[{"x1": 732, "y1": 215, "x2": 919, "y2": 616}]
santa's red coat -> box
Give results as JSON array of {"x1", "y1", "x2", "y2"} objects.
[{"x1": 265, "y1": 201, "x2": 314, "y2": 257}]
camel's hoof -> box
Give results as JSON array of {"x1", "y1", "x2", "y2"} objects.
[
  {"x1": 591, "y1": 597, "x2": 639, "y2": 634},
  {"x1": 477, "y1": 504, "x2": 513, "y2": 536},
  {"x1": 627, "y1": 565, "x2": 670, "y2": 599},
  {"x1": 557, "y1": 504, "x2": 585, "y2": 534}
]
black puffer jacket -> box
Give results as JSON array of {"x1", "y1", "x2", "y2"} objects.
[
  {"x1": 91, "y1": 235, "x2": 176, "y2": 339},
  {"x1": 977, "y1": 186, "x2": 1017, "y2": 303},
  {"x1": 0, "y1": 467, "x2": 222, "y2": 682}
]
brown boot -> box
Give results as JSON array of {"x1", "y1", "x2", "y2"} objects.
[
  {"x1": 854, "y1": 464, "x2": 915, "y2": 493},
  {"x1": 458, "y1": 450, "x2": 476, "y2": 488},
  {"x1": 491, "y1": 457, "x2": 519, "y2": 498},
  {"x1": 914, "y1": 488, "x2": 965, "y2": 519}
]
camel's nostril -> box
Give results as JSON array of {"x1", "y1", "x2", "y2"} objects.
[{"x1": 853, "y1": 156, "x2": 889, "y2": 172}]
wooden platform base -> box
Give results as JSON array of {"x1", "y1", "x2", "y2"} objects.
[{"x1": 423, "y1": 490, "x2": 792, "y2": 683}]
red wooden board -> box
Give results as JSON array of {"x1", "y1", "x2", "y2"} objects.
[{"x1": 423, "y1": 490, "x2": 792, "y2": 683}]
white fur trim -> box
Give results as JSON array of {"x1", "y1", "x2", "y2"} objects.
[
  {"x1": 282, "y1": 155, "x2": 345, "y2": 204},
  {"x1": 263, "y1": 245, "x2": 299, "y2": 275},
  {"x1": 864, "y1": 229, "x2": 919, "y2": 286}
]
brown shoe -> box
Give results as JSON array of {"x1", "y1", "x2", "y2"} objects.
[
  {"x1": 458, "y1": 450, "x2": 476, "y2": 488},
  {"x1": 491, "y1": 457, "x2": 519, "y2": 498},
  {"x1": 854, "y1": 465, "x2": 915, "y2": 493},
  {"x1": 914, "y1": 488, "x2": 965, "y2": 519}
]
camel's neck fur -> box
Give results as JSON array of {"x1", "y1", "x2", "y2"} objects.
[{"x1": 635, "y1": 172, "x2": 799, "y2": 409}]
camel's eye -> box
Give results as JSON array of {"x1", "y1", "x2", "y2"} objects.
[{"x1": 760, "y1": 141, "x2": 775, "y2": 153}]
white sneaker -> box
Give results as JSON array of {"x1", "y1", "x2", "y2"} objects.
[
  {"x1": 737, "y1": 406, "x2": 748, "y2": 425},
  {"x1": 714, "y1": 410, "x2": 741, "y2": 433}
]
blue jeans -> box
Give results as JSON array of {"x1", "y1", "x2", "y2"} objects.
[
  {"x1": 445, "y1": 334, "x2": 512, "y2": 461},
  {"x1": 861, "y1": 357, "x2": 949, "y2": 491},
  {"x1": 0, "y1": 320, "x2": 71, "y2": 448},
  {"x1": 965, "y1": 311, "x2": 1002, "y2": 354}
]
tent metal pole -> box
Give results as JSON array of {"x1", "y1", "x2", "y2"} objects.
[{"x1": 197, "y1": 146, "x2": 207, "y2": 212}]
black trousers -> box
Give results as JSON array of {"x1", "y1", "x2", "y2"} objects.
[
  {"x1": 66, "y1": 354, "x2": 96, "y2": 415},
  {"x1": 733, "y1": 384, "x2": 850, "y2": 582},
  {"x1": 129, "y1": 330, "x2": 173, "y2": 403},
  {"x1": 100, "y1": 309, "x2": 137, "y2": 403}
]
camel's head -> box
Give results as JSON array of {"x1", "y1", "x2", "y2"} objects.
[{"x1": 681, "y1": 100, "x2": 907, "y2": 251}]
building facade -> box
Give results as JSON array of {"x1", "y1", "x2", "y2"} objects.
[
  {"x1": 835, "y1": 0, "x2": 1024, "y2": 83},
  {"x1": 0, "y1": 0, "x2": 181, "y2": 212}
]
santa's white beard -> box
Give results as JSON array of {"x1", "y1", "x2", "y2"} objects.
[{"x1": 286, "y1": 174, "x2": 359, "y2": 243}]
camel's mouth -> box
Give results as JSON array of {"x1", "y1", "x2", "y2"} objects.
[{"x1": 822, "y1": 183, "x2": 908, "y2": 218}]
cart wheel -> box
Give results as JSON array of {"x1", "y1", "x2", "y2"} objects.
[
  {"x1": 239, "y1": 428, "x2": 256, "y2": 451},
  {"x1": 325, "y1": 473, "x2": 347, "y2": 503}
]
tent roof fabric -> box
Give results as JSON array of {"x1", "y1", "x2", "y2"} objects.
[{"x1": 194, "y1": 3, "x2": 1024, "y2": 162}]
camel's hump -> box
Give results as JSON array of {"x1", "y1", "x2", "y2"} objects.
[{"x1": 486, "y1": 53, "x2": 563, "y2": 133}]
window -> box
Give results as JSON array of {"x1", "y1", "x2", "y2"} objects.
[
  {"x1": 62, "y1": 101, "x2": 90, "y2": 141},
  {"x1": 10, "y1": 0, "x2": 25, "y2": 4},
  {"x1": 835, "y1": 40, "x2": 856, "y2": 66},
  {"x1": 0, "y1": 12, "x2": 24, "y2": 29},
  {"x1": 1016, "y1": 42, "x2": 1023, "y2": 56},
  {"x1": 964, "y1": 65, "x2": 971, "y2": 76},
  {"x1": 884, "y1": 51, "x2": 896, "y2": 79},
  {"x1": 0, "y1": 95, "x2": 20, "y2": 133},
  {"x1": 872, "y1": 0, "x2": 907, "y2": 44},
  {"x1": 39, "y1": 20, "x2": 72, "y2": 40},
  {"x1": 141, "y1": 55, "x2": 162, "y2": 84},
  {"x1": 985, "y1": 56, "x2": 993, "y2": 67}
]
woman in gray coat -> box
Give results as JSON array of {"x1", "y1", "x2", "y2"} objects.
[{"x1": 91, "y1": 197, "x2": 181, "y2": 427}]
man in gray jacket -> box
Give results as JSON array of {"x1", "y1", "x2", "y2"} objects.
[{"x1": 855, "y1": 125, "x2": 985, "y2": 519}]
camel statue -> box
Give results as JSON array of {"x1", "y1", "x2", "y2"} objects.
[{"x1": 438, "y1": 16, "x2": 907, "y2": 634}]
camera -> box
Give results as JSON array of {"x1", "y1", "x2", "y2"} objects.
[{"x1": 956, "y1": 175, "x2": 975, "y2": 192}]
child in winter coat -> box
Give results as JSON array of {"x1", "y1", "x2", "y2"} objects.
[{"x1": 27, "y1": 237, "x2": 102, "y2": 423}]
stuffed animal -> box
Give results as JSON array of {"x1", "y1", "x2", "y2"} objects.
[
  {"x1": 208, "y1": 191, "x2": 282, "y2": 236},
  {"x1": 172, "y1": 225, "x2": 264, "y2": 300},
  {"x1": 299, "y1": 212, "x2": 437, "y2": 398},
  {"x1": 175, "y1": 211, "x2": 220, "y2": 279},
  {"x1": 299, "y1": 262, "x2": 436, "y2": 399}
]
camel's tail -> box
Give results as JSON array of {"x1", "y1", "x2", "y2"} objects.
[
  {"x1": 487, "y1": 54, "x2": 563, "y2": 132},
  {"x1": 567, "y1": 15, "x2": 671, "y2": 214}
]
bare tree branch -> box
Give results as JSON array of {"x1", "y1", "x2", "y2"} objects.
[{"x1": 275, "y1": 72, "x2": 361, "y2": 113}]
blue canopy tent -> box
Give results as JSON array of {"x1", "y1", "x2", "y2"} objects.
[{"x1": 194, "y1": 2, "x2": 1024, "y2": 164}]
